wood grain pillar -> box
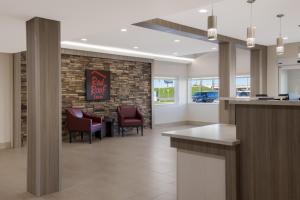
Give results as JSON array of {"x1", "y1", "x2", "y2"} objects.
[
  {"x1": 26, "y1": 17, "x2": 62, "y2": 196},
  {"x1": 219, "y1": 42, "x2": 236, "y2": 124},
  {"x1": 250, "y1": 48, "x2": 268, "y2": 97},
  {"x1": 13, "y1": 53, "x2": 22, "y2": 148}
]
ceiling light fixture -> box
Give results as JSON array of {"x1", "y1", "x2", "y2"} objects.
[
  {"x1": 121, "y1": 28, "x2": 127, "y2": 32},
  {"x1": 61, "y1": 41, "x2": 194, "y2": 63},
  {"x1": 211, "y1": 47, "x2": 217, "y2": 50},
  {"x1": 298, "y1": 46, "x2": 300, "y2": 58},
  {"x1": 283, "y1": 37, "x2": 288, "y2": 40},
  {"x1": 246, "y1": 0, "x2": 256, "y2": 48},
  {"x1": 173, "y1": 52, "x2": 178, "y2": 55},
  {"x1": 207, "y1": 0, "x2": 217, "y2": 41},
  {"x1": 199, "y1": 9, "x2": 208, "y2": 13},
  {"x1": 276, "y1": 14, "x2": 285, "y2": 56},
  {"x1": 133, "y1": 46, "x2": 139, "y2": 49},
  {"x1": 81, "y1": 38, "x2": 88, "y2": 42},
  {"x1": 174, "y1": 39, "x2": 181, "y2": 43}
]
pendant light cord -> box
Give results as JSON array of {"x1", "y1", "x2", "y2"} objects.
[
  {"x1": 211, "y1": 0, "x2": 214, "y2": 16},
  {"x1": 279, "y1": 17, "x2": 282, "y2": 37},
  {"x1": 250, "y1": 3, "x2": 253, "y2": 26}
]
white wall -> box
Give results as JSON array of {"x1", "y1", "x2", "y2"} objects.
[
  {"x1": 189, "y1": 48, "x2": 250, "y2": 78},
  {"x1": 267, "y1": 42, "x2": 300, "y2": 96},
  {"x1": 0, "y1": 53, "x2": 13, "y2": 147},
  {"x1": 187, "y1": 48, "x2": 250, "y2": 124},
  {"x1": 287, "y1": 69, "x2": 300, "y2": 96},
  {"x1": 152, "y1": 48, "x2": 251, "y2": 125},
  {"x1": 187, "y1": 52, "x2": 219, "y2": 123},
  {"x1": 152, "y1": 60, "x2": 188, "y2": 125},
  {"x1": 236, "y1": 48, "x2": 251, "y2": 76},
  {"x1": 279, "y1": 69, "x2": 288, "y2": 94}
]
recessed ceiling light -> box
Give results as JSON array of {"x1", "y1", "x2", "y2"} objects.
[
  {"x1": 173, "y1": 52, "x2": 178, "y2": 55},
  {"x1": 121, "y1": 28, "x2": 127, "y2": 32},
  {"x1": 61, "y1": 41, "x2": 194, "y2": 63},
  {"x1": 174, "y1": 39, "x2": 181, "y2": 43},
  {"x1": 198, "y1": 9, "x2": 208, "y2": 13},
  {"x1": 81, "y1": 38, "x2": 88, "y2": 42},
  {"x1": 283, "y1": 37, "x2": 288, "y2": 40},
  {"x1": 133, "y1": 46, "x2": 139, "y2": 49}
]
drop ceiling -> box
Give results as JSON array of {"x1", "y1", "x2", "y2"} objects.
[{"x1": 0, "y1": 0, "x2": 299, "y2": 61}]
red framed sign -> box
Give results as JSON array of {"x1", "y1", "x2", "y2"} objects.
[{"x1": 86, "y1": 70, "x2": 110, "y2": 101}]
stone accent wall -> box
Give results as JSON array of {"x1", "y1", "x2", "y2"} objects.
[{"x1": 21, "y1": 52, "x2": 152, "y2": 137}]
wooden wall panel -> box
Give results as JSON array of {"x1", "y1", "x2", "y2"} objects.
[
  {"x1": 26, "y1": 17, "x2": 62, "y2": 196},
  {"x1": 236, "y1": 104, "x2": 300, "y2": 200},
  {"x1": 250, "y1": 48, "x2": 268, "y2": 96},
  {"x1": 219, "y1": 42, "x2": 236, "y2": 124}
]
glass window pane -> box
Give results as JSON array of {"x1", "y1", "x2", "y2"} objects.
[
  {"x1": 154, "y1": 78, "x2": 176, "y2": 104},
  {"x1": 191, "y1": 78, "x2": 219, "y2": 103},
  {"x1": 236, "y1": 76, "x2": 251, "y2": 97}
]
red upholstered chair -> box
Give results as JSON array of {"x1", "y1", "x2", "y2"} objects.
[
  {"x1": 66, "y1": 108, "x2": 102, "y2": 144},
  {"x1": 117, "y1": 105, "x2": 144, "y2": 136}
]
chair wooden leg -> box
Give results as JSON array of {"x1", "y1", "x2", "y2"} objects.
[
  {"x1": 69, "y1": 131, "x2": 72, "y2": 143},
  {"x1": 137, "y1": 127, "x2": 139, "y2": 134},
  {"x1": 89, "y1": 132, "x2": 92, "y2": 144},
  {"x1": 81, "y1": 132, "x2": 83, "y2": 142},
  {"x1": 141, "y1": 126, "x2": 144, "y2": 136},
  {"x1": 118, "y1": 126, "x2": 120, "y2": 135},
  {"x1": 122, "y1": 127, "x2": 124, "y2": 137}
]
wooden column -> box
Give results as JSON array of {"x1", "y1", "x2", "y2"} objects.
[
  {"x1": 13, "y1": 53, "x2": 22, "y2": 148},
  {"x1": 219, "y1": 42, "x2": 236, "y2": 124},
  {"x1": 26, "y1": 17, "x2": 62, "y2": 196},
  {"x1": 250, "y1": 48, "x2": 268, "y2": 97}
]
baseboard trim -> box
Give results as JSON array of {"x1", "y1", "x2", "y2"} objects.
[
  {"x1": 186, "y1": 121, "x2": 214, "y2": 126},
  {"x1": 154, "y1": 121, "x2": 188, "y2": 128},
  {"x1": 154, "y1": 121, "x2": 214, "y2": 128},
  {"x1": 0, "y1": 142, "x2": 11, "y2": 150}
]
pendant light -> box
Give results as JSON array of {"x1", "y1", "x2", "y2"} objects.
[
  {"x1": 207, "y1": 0, "x2": 217, "y2": 40},
  {"x1": 298, "y1": 46, "x2": 300, "y2": 58},
  {"x1": 276, "y1": 14, "x2": 285, "y2": 55},
  {"x1": 246, "y1": 0, "x2": 256, "y2": 48}
]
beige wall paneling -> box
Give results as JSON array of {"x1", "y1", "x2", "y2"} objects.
[
  {"x1": 250, "y1": 48, "x2": 268, "y2": 96},
  {"x1": 13, "y1": 53, "x2": 22, "y2": 148},
  {"x1": 26, "y1": 17, "x2": 62, "y2": 196},
  {"x1": 219, "y1": 42, "x2": 236, "y2": 124}
]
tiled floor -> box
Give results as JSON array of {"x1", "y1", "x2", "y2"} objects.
[{"x1": 0, "y1": 125, "x2": 194, "y2": 200}]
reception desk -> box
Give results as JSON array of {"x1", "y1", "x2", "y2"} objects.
[
  {"x1": 230, "y1": 99, "x2": 300, "y2": 200},
  {"x1": 162, "y1": 124, "x2": 240, "y2": 200},
  {"x1": 164, "y1": 99, "x2": 300, "y2": 200}
]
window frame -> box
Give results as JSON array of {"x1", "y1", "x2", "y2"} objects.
[
  {"x1": 236, "y1": 75, "x2": 251, "y2": 98},
  {"x1": 188, "y1": 77, "x2": 220, "y2": 104},
  {"x1": 153, "y1": 76, "x2": 178, "y2": 106}
]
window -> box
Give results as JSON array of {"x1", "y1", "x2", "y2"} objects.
[
  {"x1": 191, "y1": 78, "x2": 219, "y2": 103},
  {"x1": 236, "y1": 75, "x2": 251, "y2": 97},
  {"x1": 153, "y1": 78, "x2": 177, "y2": 105}
]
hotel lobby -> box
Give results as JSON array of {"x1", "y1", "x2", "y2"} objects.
[{"x1": 0, "y1": 0, "x2": 300, "y2": 200}]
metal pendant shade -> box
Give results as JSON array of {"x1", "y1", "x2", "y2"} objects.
[
  {"x1": 207, "y1": 0, "x2": 217, "y2": 41},
  {"x1": 208, "y1": 15, "x2": 217, "y2": 40},
  {"x1": 276, "y1": 37, "x2": 284, "y2": 55},
  {"x1": 246, "y1": 0, "x2": 256, "y2": 48},
  {"x1": 276, "y1": 14, "x2": 285, "y2": 55},
  {"x1": 247, "y1": 26, "x2": 256, "y2": 48}
]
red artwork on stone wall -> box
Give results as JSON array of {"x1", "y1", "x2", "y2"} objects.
[{"x1": 86, "y1": 70, "x2": 110, "y2": 101}]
